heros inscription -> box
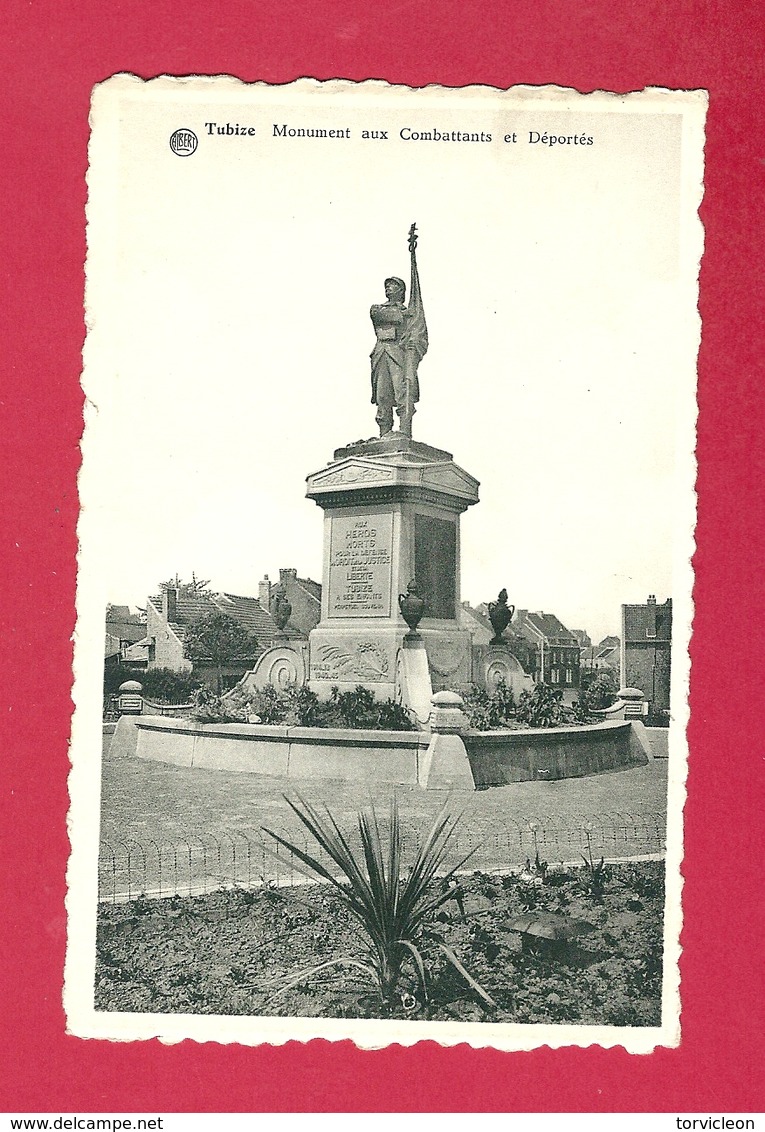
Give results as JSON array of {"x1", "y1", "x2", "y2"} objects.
[{"x1": 328, "y1": 513, "x2": 393, "y2": 618}]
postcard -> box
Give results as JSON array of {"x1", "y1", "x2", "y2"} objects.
[{"x1": 65, "y1": 76, "x2": 706, "y2": 1052}]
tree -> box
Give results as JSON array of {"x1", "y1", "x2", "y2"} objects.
[
  {"x1": 159, "y1": 573, "x2": 212, "y2": 596},
  {"x1": 580, "y1": 668, "x2": 618, "y2": 710},
  {"x1": 184, "y1": 610, "x2": 257, "y2": 693}
]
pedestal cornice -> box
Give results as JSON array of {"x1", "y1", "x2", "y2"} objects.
[{"x1": 306, "y1": 437, "x2": 480, "y2": 512}]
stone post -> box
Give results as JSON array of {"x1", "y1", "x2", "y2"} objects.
[
  {"x1": 418, "y1": 690, "x2": 475, "y2": 790},
  {"x1": 117, "y1": 680, "x2": 144, "y2": 716},
  {"x1": 618, "y1": 686, "x2": 647, "y2": 719}
]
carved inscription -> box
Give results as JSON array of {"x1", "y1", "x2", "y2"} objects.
[{"x1": 328, "y1": 512, "x2": 393, "y2": 618}]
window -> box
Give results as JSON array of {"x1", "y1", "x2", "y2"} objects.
[{"x1": 565, "y1": 669, "x2": 573, "y2": 684}]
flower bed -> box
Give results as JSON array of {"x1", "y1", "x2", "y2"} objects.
[{"x1": 95, "y1": 860, "x2": 664, "y2": 1025}]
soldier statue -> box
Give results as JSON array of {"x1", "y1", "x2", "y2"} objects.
[{"x1": 370, "y1": 223, "x2": 429, "y2": 438}]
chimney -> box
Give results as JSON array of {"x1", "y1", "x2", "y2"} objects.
[
  {"x1": 259, "y1": 575, "x2": 272, "y2": 610},
  {"x1": 647, "y1": 594, "x2": 656, "y2": 605},
  {"x1": 279, "y1": 568, "x2": 298, "y2": 584},
  {"x1": 163, "y1": 586, "x2": 178, "y2": 623}
]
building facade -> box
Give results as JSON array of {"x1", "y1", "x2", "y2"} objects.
[
  {"x1": 513, "y1": 609, "x2": 581, "y2": 692},
  {"x1": 104, "y1": 604, "x2": 147, "y2": 666},
  {"x1": 621, "y1": 595, "x2": 672, "y2": 713}
]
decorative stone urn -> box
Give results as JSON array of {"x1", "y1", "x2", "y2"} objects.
[
  {"x1": 398, "y1": 580, "x2": 426, "y2": 635},
  {"x1": 487, "y1": 588, "x2": 515, "y2": 643},
  {"x1": 271, "y1": 589, "x2": 292, "y2": 631}
]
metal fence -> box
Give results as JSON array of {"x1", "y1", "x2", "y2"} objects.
[{"x1": 98, "y1": 810, "x2": 665, "y2": 903}]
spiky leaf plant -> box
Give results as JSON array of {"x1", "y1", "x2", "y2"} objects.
[{"x1": 262, "y1": 796, "x2": 495, "y2": 1012}]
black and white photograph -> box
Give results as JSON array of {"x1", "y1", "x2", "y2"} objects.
[{"x1": 65, "y1": 77, "x2": 706, "y2": 1051}]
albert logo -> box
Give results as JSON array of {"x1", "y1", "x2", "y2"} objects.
[{"x1": 169, "y1": 128, "x2": 198, "y2": 156}]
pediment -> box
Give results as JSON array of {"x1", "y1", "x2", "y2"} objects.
[
  {"x1": 308, "y1": 460, "x2": 395, "y2": 490},
  {"x1": 414, "y1": 461, "x2": 479, "y2": 502}
]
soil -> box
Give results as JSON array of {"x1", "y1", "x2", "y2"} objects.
[{"x1": 95, "y1": 860, "x2": 664, "y2": 1026}]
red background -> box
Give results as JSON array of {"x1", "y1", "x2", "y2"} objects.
[{"x1": 2, "y1": 0, "x2": 764, "y2": 1113}]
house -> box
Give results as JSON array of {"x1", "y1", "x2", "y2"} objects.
[
  {"x1": 104, "y1": 604, "x2": 147, "y2": 666},
  {"x1": 136, "y1": 585, "x2": 304, "y2": 690},
  {"x1": 580, "y1": 634, "x2": 621, "y2": 681},
  {"x1": 513, "y1": 609, "x2": 581, "y2": 692},
  {"x1": 621, "y1": 596, "x2": 672, "y2": 713}
]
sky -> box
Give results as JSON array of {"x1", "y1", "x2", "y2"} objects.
[{"x1": 82, "y1": 80, "x2": 703, "y2": 644}]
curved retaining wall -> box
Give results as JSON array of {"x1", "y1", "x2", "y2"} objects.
[
  {"x1": 127, "y1": 715, "x2": 651, "y2": 788},
  {"x1": 133, "y1": 717, "x2": 430, "y2": 784},
  {"x1": 463, "y1": 720, "x2": 651, "y2": 786}
]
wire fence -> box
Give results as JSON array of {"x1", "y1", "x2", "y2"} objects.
[{"x1": 98, "y1": 810, "x2": 665, "y2": 903}]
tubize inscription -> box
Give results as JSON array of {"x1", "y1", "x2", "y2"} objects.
[{"x1": 328, "y1": 512, "x2": 393, "y2": 618}]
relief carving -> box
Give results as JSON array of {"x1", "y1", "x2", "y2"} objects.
[
  {"x1": 318, "y1": 464, "x2": 395, "y2": 486},
  {"x1": 313, "y1": 641, "x2": 391, "y2": 682},
  {"x1": 426, "y1": 640, "x2": 468, "y2": 679}
]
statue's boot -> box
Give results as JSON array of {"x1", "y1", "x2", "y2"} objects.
[
  {"x1": 377, "y1": 406, "x2": 394, "y2": 437},
  {"x1": 398, "y1": 410, "x2": 414, "y2": 439}
]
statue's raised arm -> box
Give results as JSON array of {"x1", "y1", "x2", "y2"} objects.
[{"x1": 369, "y1": 223, "x2": 428, "y2": 439}]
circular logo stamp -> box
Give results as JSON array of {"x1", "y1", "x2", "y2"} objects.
[{"x1": 169, "y1": 128, "x2": 198, "y2": 157}]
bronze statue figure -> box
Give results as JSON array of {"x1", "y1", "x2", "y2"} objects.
[{"x1": 370, "y1": 223, "x2": 428, "y2": 438}]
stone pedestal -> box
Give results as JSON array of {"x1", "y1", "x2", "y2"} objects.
[
  {"x1": 305, "y1": 436, "x2": 479, "y2": 700},
  {"x1": 396, "y1": 635, "x2": 434, "y2": 727}
]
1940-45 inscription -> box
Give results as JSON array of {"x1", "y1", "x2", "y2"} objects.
[{"x1": 328, "y1": 513, "x2": 393, "y2": 618}]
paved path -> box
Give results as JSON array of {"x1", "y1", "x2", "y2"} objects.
[{"x1": 99, "y1": 754, "x2": 668, "y2": 898}]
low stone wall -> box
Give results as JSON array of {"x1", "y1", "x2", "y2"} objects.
[
  {"x1": 132, "y1": 717, "x2": 430, "y2": 784},
  {"x1": 463, "y1": 720, "x2": 651, "y2": 786},
  {"x1": 124, "y1": 714, "x2": 652, "y2": 790}
]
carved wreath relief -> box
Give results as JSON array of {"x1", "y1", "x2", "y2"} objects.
[{"x1": 312, "y1": 642, "x2": 391, "y2": 682}]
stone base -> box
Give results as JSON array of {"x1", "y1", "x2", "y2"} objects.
[
  {"x1": 419, "y1": 732, "x2": 475, "y2": 789},
  {"x1": 333, "y1": 435, "x2": 454, "y2": 463},
  {"x1": 396, "y1": 636, "x2": 434, "y2": 726},
  {"x1": 308, "y1": 622, "x2": 473, "y2": 700}
]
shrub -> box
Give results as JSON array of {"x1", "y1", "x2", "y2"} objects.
[
  {"x1": 374, "y1": 699, "x2": 416, "y2": 731},
  {"x1": 190, "y1": 685, "x2": 227, "y2": 723},
  {"x1": 581, "y1": 670, "x2": 618, "y2": 711},
  {"x1": 325, "y1": 686, "x2": 414, "y2": 731},
  {"x1": 189, "y1": 682, "x2": 415, "y2": 731},
  {"x1": 580, "y1": 824, "x2": 609, "y2": 898},
  {"x1": 460, "y1": 680, "x2": 516, "y2": 731},
  {"x1": 103, "y1": 665, "x2": 201, "y2": 703},
  {"x1": 245, "y1": 684, "x2": 284, "y2": 724},
  {"x1": 329, "y1": 685, "x2": 376, "y2": 727},
  {"x1": 573, "y1": 671, "x2": 619, "y2": 721},
  {"x1": 141, "y1": 668, "x2": 202, "y2": 703},
  {"x1": 262, "y1": 797, "x2": 495, "y2": 1013},
  {"x1": 516, "y1": 683, "x2": 568, "y2": 728},
  {"x1": 283, "y1": 686, "x2": 321, "y2": 727}
]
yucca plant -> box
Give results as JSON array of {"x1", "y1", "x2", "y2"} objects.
[{"x1": 261, "y1": 796, "x2": 495, "y2": 1013}]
